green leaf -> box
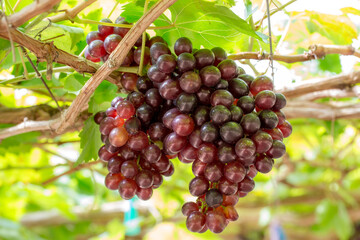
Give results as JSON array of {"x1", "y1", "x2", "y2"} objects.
[
  {"x1": 63, "y1": 73, "x2": 88, "y2": 93},
  {"x1": 76, "y1": 118, "x2": 102, "y2": 164},
  {"x1": 88, "y1": 81, "x2": 119, "y2": 114},
  {"x1": 244, "y1": 0, "x2": 253, "y2": 19}
]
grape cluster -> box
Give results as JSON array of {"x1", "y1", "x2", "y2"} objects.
[{"x1": 91, "y1": 19, "x2": 292, "y2": 233}]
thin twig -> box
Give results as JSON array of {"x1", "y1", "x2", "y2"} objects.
[
  {"x1": 0, "y1": 163, "x2": 68, "y2": 171},
  {"x1": 38, "y1": 146, "x2": 73, "y2": 164},
  {"x1": 1, "y1": 1, "x2": 16, "y2": 62},
  {"x1": 138, "y1": 0, "x2": 150, "y2": 76},
  {"x1": 20, "y1": 46, "x2": 61, "y2": 111},
  {"x1": 48, "y1": 0, "x2": 97, "y2": 23},
  {"x1": 265, "y1": 0, "x2": 274, "y2": 80}
]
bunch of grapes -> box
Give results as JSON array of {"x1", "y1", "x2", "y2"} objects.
[{"x1": 90, "y1": 17, "x2": 292, "y2": 234}]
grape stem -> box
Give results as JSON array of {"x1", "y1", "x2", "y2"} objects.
[{"x1": 138, "y1": 0, "x2": 150, "y2": 76}]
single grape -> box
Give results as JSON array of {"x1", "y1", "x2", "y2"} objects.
[
  {"x1": 247, "y1": 164, "x2": 258, "y2": 178},
  {"x1": 98, "y1": 18, "x2": 114, "y2": 38},
  {"x1": 238, "y1": 154, "x2": 256, "y2": 167},
  {"x1": 240, "y1": 113, "x2": 261, "y2": 135},
  {"x1": 177, "y1": 53, "x2": 196, "y2": 72},
  {"x1": 105, "y1": 173, "x2": 124, "y2": 190},
  {"x1": 193, "y1": 106, "x2": 210, "y2": 126},
  {"x1": 171, "y1": 114, "x2": 195, "y2": 136},
  {"x1": 145, "y1": 88, "x2": 163, "y2": 108},
  {"x1": 206, "y1": 210, "x2": 227, "y2": 233},
  {"x1": 259, "y1": 110, "x2": 279, "y2": 129},
  {"x1": 194, "y1": 49, "x2": 215, "y2": 69},
  {"x1": 263, "y1": 128, "x2": 284, "y2": 141},
  {"x1": 278, "y1": 120, "x2": 292, "y2": 138},
  {"x1": 200, "y1": 122, "x2": 219, "y2": 142},
  {"x1": 147, "y1": 65, "x2": 168, "y2": 83},
  {"x1": 199, "y1": 66, "x2": 221, "y2": 87},
  {"x1": 136, "y1": 104, "x2": 154, "y2": 124},
  {"x1": 142, "y1": 144, "x2": 161, "y2": 163},
  {"x1": 116, "y1": 100, "x2": 135, "y2": 119},
  {"x1": 215, "y1": 79, "x2": 229, "y2": 90},
  {"x1": 228, "y1": 78, "x2": 249, "y2": 98},
  {"x1": 178, "y1": 153, "x2": 194, "y2": 164},
  {"x1": 189, "y1": 128, "x2": 203, "y2": 149},
  {"x1": 275, "y1": 110, "x2": 286, "y2": 126},
  {"x1": 148, "y1": 36, "x2": 167, "y2": 47},
  {"x1": 198, "y1": 143, "x2": 217, "y2": 163},
  {"x1": 238, "y1": 74, "x2": 254, "y2": 86},
  {"x1": 224, "y1": 206, "x2": 239, "y2": 221},
  {"x1": 223, "y1": 161, "x2": 246, "y2": 183},
  {"x1": 104, "y1": 34, "x2": 122, "y2": 54},
  {"x1": 88, "y1": 40, "x2": 106, "y2": 58},
  {"x1": 134, "y1": 32, "x2": 149, "y2": 47},
  {"x1": 217, "y1": 59, "x2": 238, "y2": 80},
  {"x1": 164, "y1": 132, "x2": 187, "y2": 153},
  {"x1": 114, "y1": 17, "x2": 130, "y2": 37},
  {"x1": 121, "y1": 160, "x2": 138, "y2": 178},
  {"x1": 192, "y1": 159, "x2": 207, "y2": 177},
  {"x1": 127, "y1": 91, "x2": 145, "y2": 108},
  {"x1": 136, "y1": 187, "x2": 153, "y2": 200},
  {"x1": 107, "y1": 156, "x2": 123, "y2": 173},
  {"x1": 252, "y1": 130, "x2": 273, "y2": 153},
  {"x1": 220, "y1": 121, "x2": 243, "y2": 144},
  {"x1": 182, "y1": 202, "x2": 199, "y2": 217},
  {"x1": 162, "y1": 108, "x2": 181, "y2": 129},
  {"x1": 212, "y1": 47, "x2": 227, "y2": 66},
  {"x1": 150, "y1": 42, "x2": 170, "y2": 61},
  {"x1": 238, "y1": 176, "x2": 255, "y2": 192},
  {"x1": 86, "y1": 31, "x2": 103, "y2": 44},
  {"x1": 136, "y1": 76, "x2": 153, "y2": 94},
  {"x1": 222, "y1": 194, "x2": 239, "y2": 206},
  {"x1": 121, "y1": 49, "x2": 134, "y2": 67},
  {"x1": 204, "y1": 162, "x2": 223, "y2": 182},
  {"x1": 254, "y1": 90, "x2": 276, "y2": 109},
  {"x1": 189, "y1": 177, "x2": 209, "y2": 196},
  {"x1": 237, "y1": 95, "x2": 255, "y2": 114},
  {"x1": 230, "y1": 105, "x2": 243, "y2": 122},
  {"x1": 254, "y1": 154, "x2": 274, "y2": 173},
  {"x1": 156, "y1": 54, "x2": 177, "y2": 73},
  {"x1": 99, "y1": 117, "x2": 116, "y2": 135},
  {"x1": 106, "y1": 107, "x2": 117, "y2": 118},
  {"x1": 161, "y1": 161, "x2": 175, "y2": 177},
  {"x1": 118, "y1": 178, "x2": 137, "y2": 200},
  {"x1": 127, "y1": 131, "x2": 149, "y2": 151},
  {"x1": 186, "y1": 211, "x2": 206, "y2": 233},
  {"x1": 152, "y1": 155, "x2": 171, "y2": 173},
  {"x1": 179, "y1": 71, "x2": 202, "y2": 93},
  {"x1": 85, "y1": 47, "x2": 101, "y2": 62},
  {"x1": 272, "y1": 93, "x2": 287, "y2": 110},
  {"x1": 205, "y1": 189, "x2": 223, "y2": 207},
  {"x1": 196, "y1": 87, "x2": 212, "y2": 105},
  {"x1": 210, "y1": 90, "x2": 234, "y2": 108},
  {"x1": 218, "y1": 144, "x2": 237, "y2": 163},
  {"x1": 94, "y1": 111, "x2": 106, "y2": 124},
  {"x1": 148, "y1": 122, "x2": 169, "y2": 141},
  {"x1": 179, "y1": 144, "x2": 197, "y2": 161},
  {"x1": 174, "y1": 37, "x2": 193, "y2": 56},
  {"x1": 159, "y1": 79, "x2": 182, "y2": 100},
  {"x1": 210, "y1": 105, "x2": 232, "y2": 125},
  {"x1": 250, "y1": 75, "x2": 274, "y2": 96},
  {"x1": 219, "y1": 177, "x2": 238, "y2": 195},
  {"x1": 124, "y1": 117, "x2": 141, "y2": 135},
  {"x1": 118, "y1": 145, "x2": 136, "y2": 160},
  {"x1": 104, "y1": 137, "x2": 121, "y2": 153},
  {"x1": 152, "y1": 170, "x2": 163, "y2": 188},
  {"x1": 134, "y1": 46, "x2": 150, "y2": 66},
  {"x1": 135, "y1": 170, "x2": 154, "y2": 188},
  {"x1": 175, "y1": 93, "x2": 197, "y2": 113},
  {"x1": 266, "y1": 140, "x2": 286, "y2": 158}
]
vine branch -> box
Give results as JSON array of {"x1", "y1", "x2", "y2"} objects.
[{"x1": 48, "y1": 0, "x2": 97, "y2": 23}]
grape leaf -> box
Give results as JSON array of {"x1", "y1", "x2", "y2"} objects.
[{"x1": 318, "y1": 54, "x2": 342, "y2": 74}]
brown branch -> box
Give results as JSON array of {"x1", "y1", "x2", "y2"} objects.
[
  {"x1": 278, "y1": 71, "x2": 360, "y2": 98},
  {"x1": 228, "y1": 44, "x2": 360, "y2": 63},
  {"x1": 0, "y1": 0, "x2": 61, "y2": 33},
  {"x1": 297, "y1": 86, "x2": 360, "y2": 101},
  {"x1": 48, "y1": 0, "x2": 97, "y2": 23},
  {"x1": 0, "y1": 104, "x2": 59, "y2": 124},
  {"x1": 42, "y1": 160, "x2": 101, "y2": 185},
  {"x1": 55, "y1": 0, "x2": 178, "y2": 134}
]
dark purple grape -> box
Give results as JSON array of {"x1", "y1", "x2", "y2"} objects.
[
  {"x1": 172, "y1": 114, "x2": 195, "y2": 136},
  {"x1": 215, "y1": 79, "x2": 229, "y2": 90},
  {"x1": 220, "y1": 122, "x2": 243, "y2": 144},
  {"x1": 134, "y1": 32, "x2": 149, "y2": 47},
  {"x1": 177, "y1": 53, "x2": 196, "y2": 72},
  {"x1": 272, "y1": 93, "x2": 287, "y2": 111},
  {"x1": 164, "y1": 132, "x2": 187, "y2": 153},
  {"x1": 107, "y1": 156, "x2": 123, "y2": 173},
  {"x1": 193, "y1": 106, "x2": 210, "y2": 126},
  {"x1": 174, "y1": 37, "x2": 192, "y2": 55},
  {"x1": 179, "y1": 144, "x2": 197, "y2": 161},
  {"x1": 198, "y1": 143, "x2": 217, "y2": 163},
  {"x1": 217, "y1": 59, "x2": 238, "y2": 80},
  {"x1": 200, "y1": 122, "x2": 219, "y2": 142},
  {"x1": 247, "y1": 164, "x2": 258, "y2": 178},
  {"x1": 121, "y1": 160, "x2": 138, "y2": 178},
  {"x1": 251, "y1": 130, "x2": 273, "y2": 153},
  {"x1": 127, "y1": 131, "x2": 149, "y2": 151},
  {"x1": 205, "y1": 189, "x2": 223, "y2": 207},
  {"x1": 162, "y1": 108, "x2": 181, "y2": 129},
  {"x1": 182, "y1": 202, "x2": 199, "y2": 217},
  {"x1": 114, "y1": 17, "x2": 130, "y2": 37},
  {"x1": 145, "y1": 88, "x2": 163, "y2": 108},
  {"x1": 150, "y1": 42, "x2": 170, "y2": 61},
  {"x1": 210, "y1": 105, "x2": 231, "y2": 125},
  {"x1": 148, "y1": 36, "x2": 167, "y2": 47},
  {"x1": 136, "y1": 76, "x2": 153, "y2": 94},
  {"x1": 206, "y1": 211, "x2": 227, "y2": 233},
  {"x1": 136, "y1": 104, "x2": 154, "y2": 124},
  {"x1": 142, "y1": 144, "x2": 161, "y2": 163},
  {"x1": 175, "y1": 93, "x2": 197, "y2": 113},
  {"x1": 238, "y1": 154, "x2": 256, "y2": 167},
  {"x1": 98, "y1": 18, "x2": 114, "y2": 38},
  {"x1": 259, "y1": 110, "x2": 279, "y2": 129},
  {"x1": 147, "y1": 65, "x2": 167, "y2": 83},
  {"x1": 237, "y1": 96, "x2": 255, "y2": 114},
  {"x1": 228, "y1": 78, "x2": 249, "y2": 98},
  {"x1": 159, "y1": 79, "x2": 182, "y2": 100},
  {"x1": 240, "y1": 113, "x2": 261, "y2": 135},
  {"x1": 194, "y1": 49, "x2": 215, "y2": 69},
  {"x1": 186, "y1": 211, "x2": 206, "y2": 233},
  {"x1": 94, "y1": 111, "x2": 106, "y2": 124},
  {"x1": 179, "y1": 71, "x2": 202, "y2": 93},
  {"x1": 199, "y1": 66, "x2": 221, "y2": 87},
  {"x1": 255, "y1": 154, "x2": 274, "y2": 173},
  {"x1": 196, "y1": 87, "x2": 212, "y2": 105},
  {"x1": 135, "y1": 170, "x2": 154, "y2": 188},
  {"x1": 99, "y1": 117, "x2": 116, "y2": 135},
  {"x1": 230, "y1": 105, "x2": 243, "y2": 122},
  {"x1": 238, "y1": 74, "x2": 254, "y2": 86},
  {"x1": 223, "y1": 161, "x2": 246, "y2": 183},
  {"x1": 98, "y1": 145, "x2": 116, "y2": 162},
  {"x1": 192, "y1": 159, "x2": 207, "y2": 177},
  {"x1": 134, "y1": 46, "x2": 150, "y2": 65},
  {"x1": 119, "y1": 178, "x2": 137, "y2": 200},
  {"x1": 105, "y1": 173, "x2": 123, "y2": 190},
  {"x1": 104, "y1": 34, "x2": 122, "y2": 54},
  {"x1": 152, "y1": 155, "x2": 170, "y2": 173},
  {"x1": 222, "y1": 194, "x2": 239, "y2": 206},
  {"x1": 250, "y1": 75, "x2": 274, "y2": 96},
  {"x1": 210, "y1": 90, "x2": 234, "y2": 108},
  {"x1": 189, "y1": 128, "x2": 203, "y2": 149},
  {"x1": 219, "y1": 177, "x2": 238, "y2": 195},
  {"x1": 263, "y1": 128, "x2": 284, "y2": 141},
  {"x1": 120, "y1": 49, "x2": 134, "y2": 67},
  {"x1": 255, "y1": 90, "x2": 276, "y2": 109},
  {"x1": 124, "y1": 117, "x2": 141, "y2": 135},
  {"x1": 278, "y1": 120, "x2": 292, "y2": 138},
  {"x1": 116, "y1": 100, "x2": 135, "y2": 119},
  {"x1": 238, "y1": 176, "x2": 255, "y2": 192},
  {"x1": 86, "y1": 31, "x2": 103, "y2": 44},
  {"x1": 189, "y1": 177, "x2": 209, "y2": 196},
  {"x1": 161, "y1": 161, "x2": 175, "y2": 177},
  {"x1": 88, "y1": 40, "x2": 106, "y2": 58},
  {"x1": 136, "y1": 187, "x2": 153, "y2": 200},
  {"x1": 148, "y1": 122, "x2": 169, "y2": 141},
  {"x1": 204, "y1": 162, "x2": 223, "y2": 182},
  {"x1": 118, "y1": 145, "x2": 136, "y2": 160},
  {"x1": 218, "y1": 144, "x2": 237, "y2": 163},
  {"x1": 152, "y1": 170, "x2": 163, "y2": 188},
  {"x1": 212, "y1": 47, "x2": 227, "y2": 66},
  {"x1": 156, "y1": 54, "x2": 176, "y2": 73},
  {"x1": 104, "y1": 137, "x2": 121, "y2": 153},
  {"x1": 266, "y1": 140, "x2": 286, "y2": 158},
  {"x1": 127, "y1": 91, "x2": 145, "y2": 108},
  {"x1": 85, "y1": 48, "x2": 101, "y2": 62}
]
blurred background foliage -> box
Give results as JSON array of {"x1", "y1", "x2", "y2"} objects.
[{"x1": 0, "y1": 0, "x2": 360, "y2": 239}]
